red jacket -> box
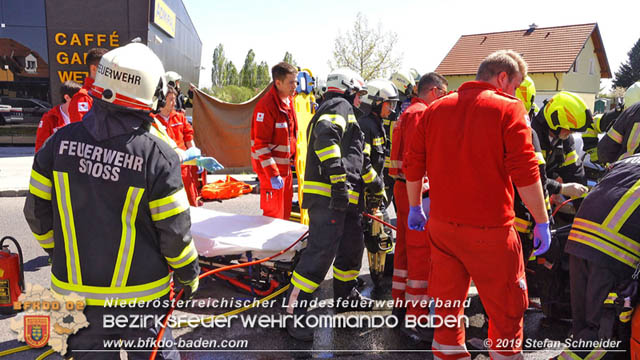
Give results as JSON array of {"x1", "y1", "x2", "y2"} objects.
[
  {"x1": 68, "y1": 77, "x2": 94, "y2": 123},
  {"x1": 153, "y1": 110, "x2": 194, "y2": 150},
  {"x1": 35, "y1": 105, "x2": 69, "y2": 152},
  {"x1": 404, "y1": 81, "x2": 539, "y2": 227},
  {"x1": 389, "y1": 97, "x2": 429, "y2": 183},
  {"x1": 250, "y1": 85, "x2": 297, "y2": 179}
]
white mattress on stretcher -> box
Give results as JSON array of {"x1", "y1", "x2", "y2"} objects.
[{"x1": 190, "y1": 207, "x2": 308, "y2": 261}]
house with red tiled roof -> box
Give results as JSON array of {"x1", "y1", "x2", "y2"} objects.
[{"x1": 435, "y1": 23, "x2": 611, "y2": 110}]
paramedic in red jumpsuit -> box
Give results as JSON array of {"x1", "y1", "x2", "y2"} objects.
[
  {"x1": 250, "y1": 62, "x2": 298, "y2": 219},
  {"x1": 404, "y1": 50, "x2": 552, "y2": 359}
]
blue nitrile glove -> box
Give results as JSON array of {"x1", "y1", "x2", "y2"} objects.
[
  {"x1": 197, "y1": 166, "x2": 204, "y2": 174},
  {"x1": 533, "y1": 222, "x2": 552, "y2": 256},
  {"x1": 196, "y1": 157, "x2": 224, "y2": 172},
  {"x1": 184, "y1": 147, "x2": 201, "y2": 161},
  {"x1": 270, "y1": 175, "x2": 284, "y2": 190},
  {"x1": 421, "y1": 197, "x2": 431, "y2": 218},
  {"x1": 408, "y1": 205, "x2": 426, "y2": 231}
]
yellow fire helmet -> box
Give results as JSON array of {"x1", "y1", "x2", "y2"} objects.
[
  {"x1": 624, "y1": 81, "x2": 640, "y2": 109},
  {"x1": 515, "y1": 75, "x2": 536, "y2": 112},
  {"x1": 543, "y1": 91, "x2": 593, "y2": 133}
]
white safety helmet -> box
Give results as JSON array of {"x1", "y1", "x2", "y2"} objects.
[
  {"x1": 624, "y1": 81, "x2": 640, "y2": 109},
  {"x1": 91, "y1": 43, "x2": 166, "y2": 112},
  {"x1": 362, "y1": 79, "x2": 399, "y2": 109},
  {"x1": 389, "y1": 70, "x2": 415, "y2": 97},
  {"x1": 314, "y1": 77, "x2": 327, "y2": 98},
  {"x1": 326, "y1": 68, "x2": 367, "y2": 96},
  {"x1": 165, "y1": 71, "x2": 182, "y2": 84},
  {"x1": 409, "y1": 68, "x2": 421, "y2": 84}
]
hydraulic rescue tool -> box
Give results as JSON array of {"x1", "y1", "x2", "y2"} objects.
[{"x1": 362, "y1": 194, "x2": 393, "y2": 288}]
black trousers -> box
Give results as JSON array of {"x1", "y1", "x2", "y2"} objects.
[
  {"x1": 66, "y1": 303, "x2": 179, "y2": 360},
  {"x1": 569, "y1": 255, "x2": 629, "y2": 358},
  {"x1": 294, "y1": 198, "x2": 364, "y2": 294}
]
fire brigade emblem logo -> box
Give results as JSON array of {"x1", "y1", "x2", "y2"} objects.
[
  {"x1": 24, "y1": 315, "x2": 50, "y2": 348},
  {"x1": 78, "y1": 102, "x2": 89, "y2": 112}
]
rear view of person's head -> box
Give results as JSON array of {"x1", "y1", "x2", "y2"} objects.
[
  {"x1": 417, "y1": 72, "x2": 448, "y2": 104},
  {"x1": 272, "y1": 62, "x2": 298, "y2": 98},
  {"x1": 86, "y1": 48, "x2": 109, "y2": 80},
  {"x1": 476, "y1": 50, "x2": 527, "y2": 96},
  {"x1": 60, "y1": 81, "x2": 82, "y2": 104}
]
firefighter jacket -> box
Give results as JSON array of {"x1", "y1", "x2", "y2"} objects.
[
  {"x1": 35, "y1": 105, "x2": 70, "y2": 152},
  {"x1": 68, "y1": 77, "x2": 94, "y2": 124},
  {"x1": 532, "y1": 108, "x2": 587, "y2": 195},
  {"x1": 581, "y1": 109, "x2": 621, "y2": 162},
  {"x1": 358, "y1": 111, "x2": 386, "y2": 195},
  {"x1": 250, "y1": 85, "x2": 298, "y2": 180},
  {"x1": 301, "y1": 96, "x2": 364, "y2": 210},
  {"x1": 153, "y1": 110, "x2": 194, "y2": 151},
  {"x1": 23, "y1": 100, "x2": 200, "y2": 306},
  {"x1": 382, "y1": 118, "x2": 394, "y2": 171},
  {"x1": 389, "y1": 97, "x2": 428, "y2": 181},
  {"x1": 404, "y1": 81, "x2": 539, "y2": 227},
  {"x1": 513, "y1": 130, "x2": 550, "y2": 234},
  {"x1": 565, "y1": 153, "x2": 640, "y2": 277},
  {"x1": 597, "y1": 102, "x2": 640, "y2": 164}
]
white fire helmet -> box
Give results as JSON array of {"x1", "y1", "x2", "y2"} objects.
[
  {"x1": 624, "y1": 81, "x2": 640, "y2": 109},
  {"x1": 91, "y1": 43, "x2": 166, "y2": 112},
  {"x1": 326, "y1": 68, "x2": 367, "y2": 96},
  {"x1": 362, "y1": 79, "x2": 399, "y2": 108},
  {"x1": 389, "y1": 70, "x2": 415, "y2": 97}
]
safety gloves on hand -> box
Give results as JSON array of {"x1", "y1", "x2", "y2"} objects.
[
  {"x1": 270, "y1": 175, "x2": 284, "y2": 190},
  {"x1": 329, "y1": 182, "x2": 349, "y2": 211},
  {"x1": 408, "y1": 205, "x2": 426, "y2": 231},
  {"x1": 533, "y1": 222, "x2": 552, "y2": 256},
  {"x1": 174, "y1": 276, "x2": 199, "y2": 300},
  {"x1": 560, "y1": 183, "x2": 589, "y2": 198},
  {"x1": 183, "y1": 147, "x2": 202, "y2": 162},
  {"x1": 196, "y1": 157, "x2": 224, "y2": 172}
]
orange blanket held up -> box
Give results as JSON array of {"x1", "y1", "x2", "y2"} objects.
[{"x1": 201, "y1": 175, "x2": 253, "y2": 200}]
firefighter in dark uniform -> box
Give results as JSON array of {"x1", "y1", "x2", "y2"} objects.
[
  {"x1": 23, "y1": 43, "x2": 199, "y2": 360},
  {"x1": 582, "y1": 108, "x2": 622, "y2": 164},
  {"x1": 597, "y1": 82, "x2": 640, "y2": 164},
  {"x1": 560, "y1": 153, "x2": 640, "y2": 359},
  {"x1": 531, "y1": 91, "x2": 591, "y2": 201},
  {"x1": 285, "y1": 68, "x2": 375, "y2": 341}
]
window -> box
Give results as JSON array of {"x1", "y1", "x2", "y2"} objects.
[
  {"x1": 572, "y1": 60, "x2": 578, "y2": 73},
  {"x1": 589, "y1": 58, "x2": 595, "y2": 75}
]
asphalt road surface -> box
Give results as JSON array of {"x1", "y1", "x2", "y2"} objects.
[{"x1": 0, "y1": 192, "x2": 571, "y2": 359}]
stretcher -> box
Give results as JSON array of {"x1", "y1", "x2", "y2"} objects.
[{"x1": 190, "y1": 207, "x2": 308, "y2": 296}]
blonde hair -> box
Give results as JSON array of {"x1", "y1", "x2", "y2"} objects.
[{"x1": 476, "y1": 50, "x2": 527, "y2": 82}]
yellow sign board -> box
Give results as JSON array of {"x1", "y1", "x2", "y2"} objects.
[{"x1": 153, "y1": 0, "x2": 176, "y2": 38}]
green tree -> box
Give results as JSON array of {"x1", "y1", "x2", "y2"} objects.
[
  {"x1": 224, "y1": 61, "x2": 239, "y2": 86},
  {"x1": 211, "y1": 43, "x2": 226, "y2": 87},
  {"x1": 256, "y1": 61, "x2": 271, "y2": 88},
  {"x1": 329, "y1": 12, "x2": 401, "y2": 81},
  {"x1": 613, "y1": 38, "x2": 640, "y2": 88},
  {"x1": 283, "y1": 51, "x2": 297, "y2": 67},
  {"x1": 239, "y1": 49, "x2": 257, "y2": 88}
]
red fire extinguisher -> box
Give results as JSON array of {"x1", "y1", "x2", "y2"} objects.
[{"x1": 0, "y1": 236, "x2": 24, "y2": 313}]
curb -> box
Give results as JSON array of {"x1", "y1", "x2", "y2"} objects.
[{"x1": 0, "y1": 189, "x2": 28, "y2": 197}]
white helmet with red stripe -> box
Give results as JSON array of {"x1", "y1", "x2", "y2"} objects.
[
  {"x1": 326, "y1": 68, "x2": 367, "y2": 97},
  {"x1": 91, "y1": 43, "x2": 166, "y2": 112}
]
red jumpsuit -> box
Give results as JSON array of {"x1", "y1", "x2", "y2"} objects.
[
  {"x1": 404, "y1": 81, "x2": 539, "y2": 359},
  {"x1": 388, "y1": 97, "x2": 431, "y2": 320},
  {"x1": 153, "y1": 110, "x2": 201, "y2": 206},
  {"x1": 35, "y1": 105, "x2": 69, "y2": 152},
  {"x1": 250, "y1": 85, "x2": 297, "y2": 219},
  {"x1": 68, "y1": 77, "x2": 94, "y2": 123}
]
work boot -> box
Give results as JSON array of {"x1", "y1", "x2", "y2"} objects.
[
  {"x1": 334, "y1": 281, "x2": 375, "y2": 313},
  {"x1": 400, "y1": 325, "x2": 434, "y2": 346},
  {"x1": 391, "y1": 307, "x2": 406, "y2": 329},
  {"x1": 283, "y1": 285, "x2": 315, "y2": 342}
]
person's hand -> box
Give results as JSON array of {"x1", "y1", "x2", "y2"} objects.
[
  {"x1": 408, "y1": 205, "x2": 426, "y2": 231},
  {"x1": 184, "y1": 147, "x2": 201, "y2": 162},
  {"x1": 533, "y1": 222, "x2": 552, "y2": 256},
  {"x1": 329, "y1": 183, "x2": 349, "y2": 211},
  {"x1": 174, "y1": 276, "x2": 199, "y2": 300},
  {"x1": 421, "y1": 197, "x2": 431, "y2": 218},
  {"x1": 196, "y1": 157, "x2": 224, "y2": 172},
  {"x1": 270, "y1": 175, "x2": 284, "y2": 190},
  {"x1": 560, "y1": 183, "x2": 589, "y2": 198}
]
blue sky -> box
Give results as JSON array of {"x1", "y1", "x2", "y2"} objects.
[{"x1": 183, "y1": 0, "x2": 640, "y2": 91}]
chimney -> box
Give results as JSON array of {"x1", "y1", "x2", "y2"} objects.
[{"x1": 525, "y1": 23, "x2": 538, "y2": 35}]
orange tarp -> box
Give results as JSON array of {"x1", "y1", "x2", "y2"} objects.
[{"x1": 201, "y1": 175, "x2": 253, "y2": 200}]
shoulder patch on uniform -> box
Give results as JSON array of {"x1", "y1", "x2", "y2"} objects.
[
  {"x1": 256, "y1": 112, "x2": 264, "y2": 122},
  {"x1": 78, "y1": 102, "x2": 89, "y2": 112},
  {"x1": 38, "y1": 121, "x2": 43, "y2": 128}
]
